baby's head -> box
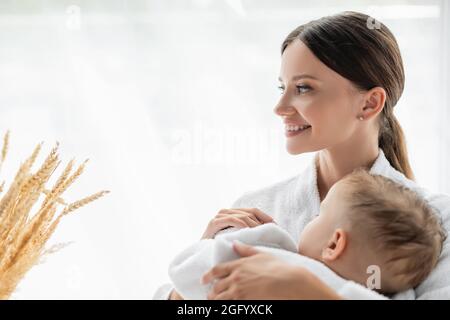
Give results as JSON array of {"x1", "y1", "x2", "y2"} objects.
[{"x1": 298, "y1": 170, "x2": 446, "y2": 294}]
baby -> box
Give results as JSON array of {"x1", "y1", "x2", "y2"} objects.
[
  {"x1": 169, "y1": 170, "x2": 446, "y2": 298},
  {"x1": 297, "y1": 169, "x2": 446, "y2": 294}
]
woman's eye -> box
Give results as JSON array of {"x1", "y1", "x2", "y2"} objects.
[
  {"x1": 278, "y1": 84, "x2": 311, "y2": 95},
  {"x1": 296, "y1": 85, "x2": 311, "y2": 94}
]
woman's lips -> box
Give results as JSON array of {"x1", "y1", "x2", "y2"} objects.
[{"x1": 284, "y1": 124, "x2": 311, "y2": 137}]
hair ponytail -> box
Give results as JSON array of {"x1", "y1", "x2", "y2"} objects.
[{"x1": 379, "y1": 111, "x2": 414, "y2": 180}]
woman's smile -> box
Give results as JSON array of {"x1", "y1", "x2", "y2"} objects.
[{"x1": 284, "y1": 123, "x2": 312, "y2": 137}]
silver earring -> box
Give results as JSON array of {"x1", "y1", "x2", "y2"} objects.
[{"x1": 358, "y1": 116, "x2": 364, "y2": 121}]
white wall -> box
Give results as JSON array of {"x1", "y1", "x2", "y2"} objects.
[{"x1": 0, "y1": 0, "x2": 448, "y2": 299}]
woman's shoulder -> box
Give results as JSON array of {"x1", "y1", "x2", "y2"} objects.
[
  {"x1": 392, "y1": 169, "x2": 450, "y2": 220},
  {"x1": 372, "y1": 150, "x2": 450, "y2": 220},
  {"x1": 389, "y1": 170, "x2": 450, "y2": 222},
  {"x1": 423, "y1": 191, "x2": 450, "y2": 223}
]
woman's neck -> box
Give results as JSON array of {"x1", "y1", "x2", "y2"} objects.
[{"x1": 316, "y1": 142, "x2": 379, "y2": 201}]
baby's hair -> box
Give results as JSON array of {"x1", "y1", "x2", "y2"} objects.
[{"x1": 341, "y1": 169, "x2": 446, "y2": 293}]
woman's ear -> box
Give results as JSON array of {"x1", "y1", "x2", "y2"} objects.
[
  {"x1": 358, "y1": 87, "x2": 386, "y2": 120},
  {"x1": 321, "y1": 229, "x2": 347, "y2": 262}
]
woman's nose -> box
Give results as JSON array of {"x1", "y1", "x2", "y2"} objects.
[{"x1": 273, "y1": 102, "x2": 297, "y2": 117}]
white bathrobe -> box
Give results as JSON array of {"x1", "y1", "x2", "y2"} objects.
[{"x1": 153, "y1": 150, "x2": 450, "y2": 300}]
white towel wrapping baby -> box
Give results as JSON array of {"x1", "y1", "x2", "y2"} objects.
[{"x1": 169, "y1": 223, "x2": 413, "y2": 300}]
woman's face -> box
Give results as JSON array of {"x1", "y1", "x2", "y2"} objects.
[{"x1": 274, "y1": 39, "x2": 365, "y2": 154}]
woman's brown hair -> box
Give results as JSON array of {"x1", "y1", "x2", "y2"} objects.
[{"x1": 281, "y1": 11, "x2": 414, "y2": 180}]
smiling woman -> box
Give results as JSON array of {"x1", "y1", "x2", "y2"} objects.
[
  {"x1": 158, "y1": 10, "x2": 450, "y2": 301},
  {"x1": 277, "y1": 14, "x2": 412, "y2": 182}
]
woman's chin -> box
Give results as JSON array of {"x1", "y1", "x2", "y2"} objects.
[
  {"x1": 285, "y1": 130, "x2": 317, "y2": 154},
  {"x1": 286, "y1": 142, "x2": 323, "y2": 155},
  {"x1": 286, "y1": 143, "x2": 308, "y2": 155}
]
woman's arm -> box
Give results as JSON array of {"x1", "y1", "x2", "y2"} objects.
[
  {"x1": 285, "y1": 266, "x2": 343, "y2": 300},
  {"x1": 202, "y1": 242, "x2": 343, "y2": 300},
  {"x1": 169, "y1": 273, "x2": 340, "y2": 300}
]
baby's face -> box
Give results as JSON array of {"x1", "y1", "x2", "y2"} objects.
[{"x1": 297, "y1": 180, "x2": 349, "y2": 260}]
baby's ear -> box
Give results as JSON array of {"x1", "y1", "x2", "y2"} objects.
[{"x1": 321, "y1": 229, "x2": 347, "y2": 262}]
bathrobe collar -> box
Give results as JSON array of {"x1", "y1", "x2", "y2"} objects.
[{"x1": 295, "y1": 149, "x2": 401, "y2": 217}]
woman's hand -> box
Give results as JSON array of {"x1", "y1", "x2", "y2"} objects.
[
  {"x1": 201, "y1": 208, "x2": 274, "y2": 239},
  {"x1": 168, "y1": 289, "x2": 184, "y2": 300},
  {"x1": 201, "y1": 242, "x2": 343, "y2": 300}
]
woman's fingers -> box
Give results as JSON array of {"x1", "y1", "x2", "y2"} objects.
[
  {"x1": 241, "y1": 216, "x2": 260, "y2": 228},
  {"x1": 202, "y1": 208, "x2": 271, "y2": 239},
  {"x1": 234, "y1": 207, "x2": 273, "y2": 223},
  {"x1": 215, "y1": 212, "x2": 259, "y2": 226},
  {"x1": 209, "y1": 277, "x2": 233, "y2": 298},
  {"x1": 202, "y1": 261, "x2": 238, "y2": 284},
  {"x1": 213, "y1": 216, "x2": 250, "y2": 230},
  {"x1": 211, "y1": 291, "x2": 232, "y2": 300},
  {"x1": 217, "y1": 209, "x2": 261, "y2": 225},
  {"x1": 201, "y1": 213, "x2": 258, "y2": 239}
]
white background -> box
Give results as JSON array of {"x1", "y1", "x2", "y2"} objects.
[{"x1": 0, "y1": 0, "x2": 449, "y2": 299}]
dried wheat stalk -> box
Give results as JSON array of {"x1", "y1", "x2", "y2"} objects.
[{"x1": 0, "y1": 131, "x2": 109, "y2": 299}]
